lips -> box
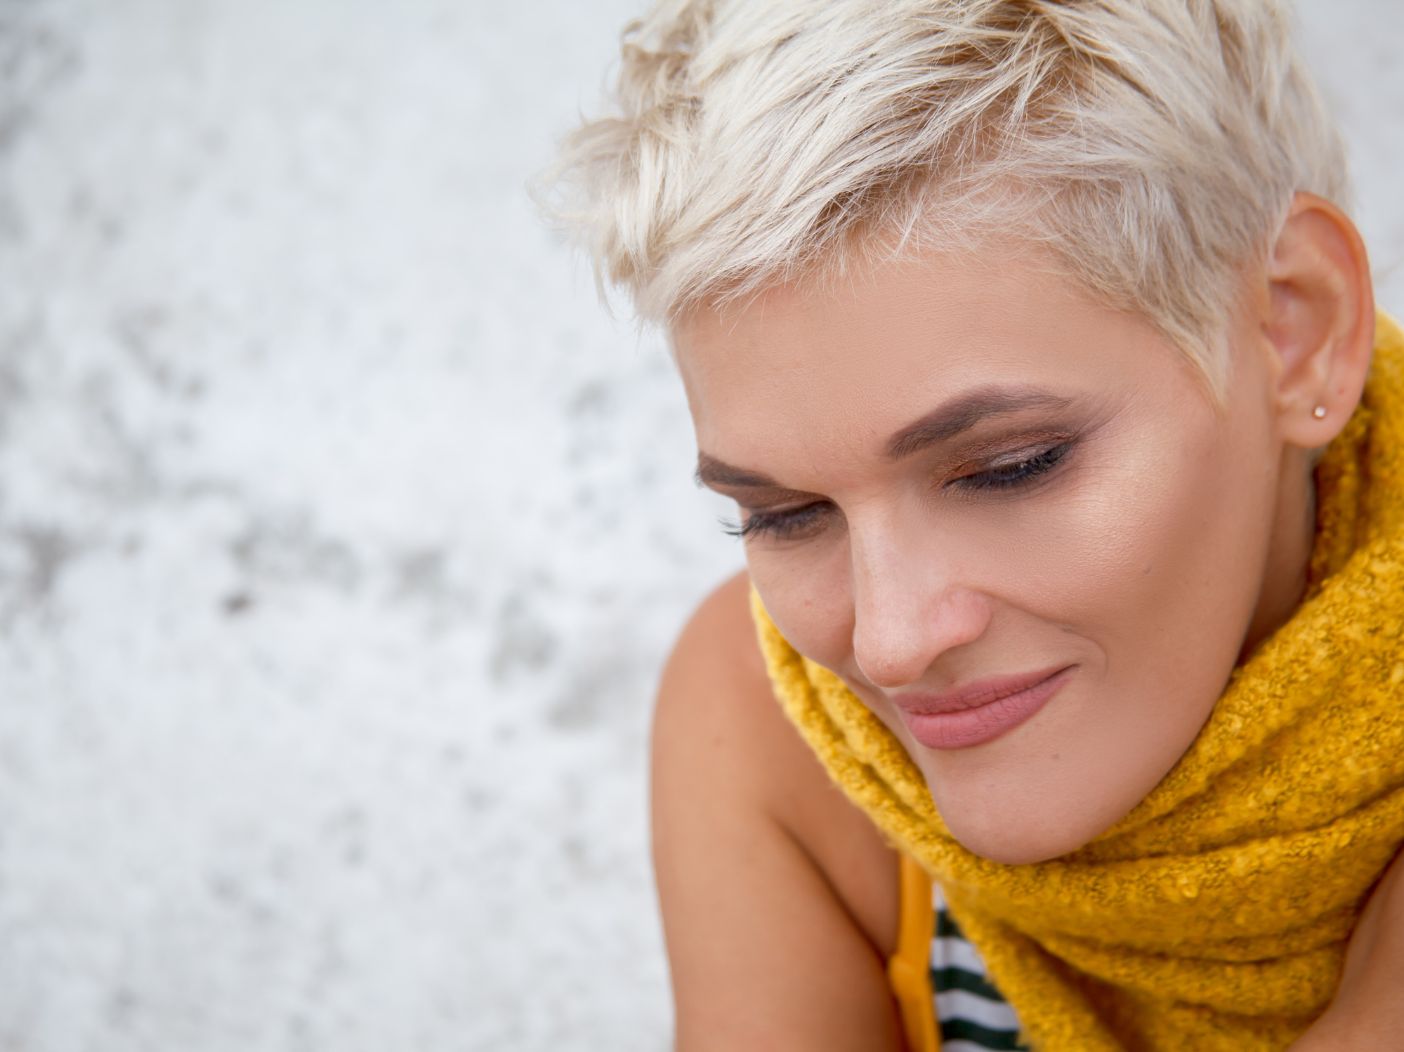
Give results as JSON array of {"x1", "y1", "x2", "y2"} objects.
[{"x1": 891, "y1": 665, "x2": 1074, "y2": 750}]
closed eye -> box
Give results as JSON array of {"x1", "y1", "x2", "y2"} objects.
[
  {"x1": 720, "y1": 441, "x2": 1076, "y2": 541},
  {"x1": 720, "y1": 501, "x2": 831, "y2": 541},
  {"x1": 949, "y1": 441, "x2": 1073, "y2": 493}
]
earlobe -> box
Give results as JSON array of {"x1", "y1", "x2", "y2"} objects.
[{"x1": 1261, "y1": 192, "x2": 1375, "y2": 448}]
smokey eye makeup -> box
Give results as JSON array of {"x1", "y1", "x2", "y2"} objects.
[
  {"x1": 947, "y1": 439, "x2": 1075, "y2": 494},
  {"x1": 721, "y1": 436, "x2": 1080, "y2": 541},
  {"x1": 721, "y1": 501, "x2": 828, "y2": 541}
]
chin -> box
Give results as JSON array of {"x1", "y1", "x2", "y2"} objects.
[
  {"x1": 929, "y1": 774, "x2": 1120, "y2": 865},
  {"x1": 949, "y1": 823, "x2": 1092, "y2": 866}
]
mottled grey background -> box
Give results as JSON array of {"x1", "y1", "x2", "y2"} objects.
[{"x1": 0, "y1": 2, "x2": 1400, "y2": 1050}]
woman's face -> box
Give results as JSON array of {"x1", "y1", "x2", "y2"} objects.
[{"x1": 674, "y1": 246, "x2": 1305, "y2": 864}]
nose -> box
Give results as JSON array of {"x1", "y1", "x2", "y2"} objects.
[{"x1": 849, "y1": 519, "x2": 993, "y2": 690}]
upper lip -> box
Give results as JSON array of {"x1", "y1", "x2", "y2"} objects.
[{"x1": 892, "y1": 665, "x2": 1071, "y2": 715}]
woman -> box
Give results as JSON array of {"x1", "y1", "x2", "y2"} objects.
[{"x1": 548, "y1": 1, "x2": 1404, "y2": 1048}]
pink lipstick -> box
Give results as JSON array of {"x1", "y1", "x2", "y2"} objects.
[{"x1": 892, "y1": 665, "x2": 1074, "y2": 750}]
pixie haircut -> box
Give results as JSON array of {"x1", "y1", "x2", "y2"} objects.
[{"x1": 548, "y1": 0, "x2": 1347, "y2": 398}]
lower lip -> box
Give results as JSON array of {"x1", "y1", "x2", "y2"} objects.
[{"x1": 896, "y1": 668, "x2": 1074, "y2": 750}]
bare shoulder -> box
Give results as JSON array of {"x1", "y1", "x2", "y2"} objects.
[{"x1": 652, "y1": 570, "x2": 900, "y2": 1051}]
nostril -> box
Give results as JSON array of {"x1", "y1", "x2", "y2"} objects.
[
  {"x1": 855, "y1": 657, "x2": 920, "y2": 691},
  {"x1": 852, "y1": 621, "x2": 933, "y2": 690},
  {"x1": 852, "y1": 587, "x2": 994, "y2": 689}
]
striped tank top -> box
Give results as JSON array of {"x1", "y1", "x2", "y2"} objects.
[
  {"x1": 930, "y1": 882, "x2": 1027, "y2": 1051},
  {"x1": 888, "y1": 855, "x2": 1028, "y2": 1052}
]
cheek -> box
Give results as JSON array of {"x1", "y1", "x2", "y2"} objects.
[
  {"x1": 1031, "y1": 407, "x2": 1275, "y2": 705},
  {"x1": 746, "y1": 539, "x2": 856, "y2": 669},
  {"x1": 937, "y1": 397, "x2": 1277, "y2": 691}
]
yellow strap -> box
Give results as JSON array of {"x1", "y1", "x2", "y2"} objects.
[{"x1": 887, "y1": 853, "x2": 941, "y2": 1052}]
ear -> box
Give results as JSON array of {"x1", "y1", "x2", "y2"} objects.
[{"x1": 1261, "y1": 191, "x2": 1375, "y2": 448}]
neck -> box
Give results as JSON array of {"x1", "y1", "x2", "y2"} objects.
[{"x1": 1239, "y1": 449, "x2": 1317, "y2": 663}]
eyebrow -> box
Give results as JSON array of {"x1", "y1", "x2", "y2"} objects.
[
  {"x1": 884, "y1": 386, "x2": 1075, "y2": 460},
  {"x1": 695, "y1": 384, "x2": 1074, "y2": 490},
  {"x1": 694, "y1": 455, "x2": 781, "y2": 490}
]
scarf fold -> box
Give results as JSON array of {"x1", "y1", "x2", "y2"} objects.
[{"x1": 751, "y1": 313, "x2": 1404, "y2": 1050}]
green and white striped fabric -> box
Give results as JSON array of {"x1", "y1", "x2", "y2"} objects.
[{"x1": 931, "y1": 884, "x2": 1030, "y2": 1052}]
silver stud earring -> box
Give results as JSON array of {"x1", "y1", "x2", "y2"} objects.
[{"x1": 1312, "y1": 405, "x2": 1328, "y2": 419}]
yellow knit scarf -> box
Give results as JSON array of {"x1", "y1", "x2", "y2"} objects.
[{"x1": 751, "y1": 313, "x2": 1404, "y2": 1051}]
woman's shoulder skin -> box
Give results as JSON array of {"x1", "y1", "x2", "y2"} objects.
[{"x1": 652, "y1": 570, "x2": 904, "y2": 1051}]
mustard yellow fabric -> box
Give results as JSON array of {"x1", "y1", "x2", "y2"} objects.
[
  {"x1": 751, "y1": 313, "x2": 1404, "y2": 1051},
  {"x1": 888, "y1": 853, "x2": 941, "y2": 1052}
]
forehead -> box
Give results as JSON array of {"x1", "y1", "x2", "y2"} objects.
[{"x1": 671, "y1": 248, "x2": 1186, "y2": 461}]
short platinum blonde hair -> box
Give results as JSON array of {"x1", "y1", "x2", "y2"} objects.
[{"x1": 546, "y1": 0, "x2": 1347, "y2": 396}]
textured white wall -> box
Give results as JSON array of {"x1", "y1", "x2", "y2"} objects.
[{"x1": 0, "y1": 2, "x2": 1399, "y2": 1051}]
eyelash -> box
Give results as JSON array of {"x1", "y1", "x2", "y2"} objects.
[
  {"x1": 721, "y1": 441, "x2": 1075, "y2": 541},
  {"x1": 955, "y1": 441, "x2": 1073, "y2": 493}
]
